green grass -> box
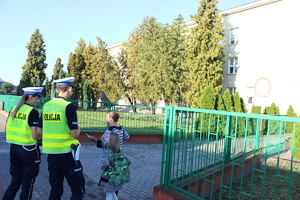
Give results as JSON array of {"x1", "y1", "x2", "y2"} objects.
[{"x1": 77, "y1": 110, "x2": 164, "y2": 134}]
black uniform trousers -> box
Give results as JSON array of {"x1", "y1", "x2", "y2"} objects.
[
  {"x1": 3, "y1": 143, "x2": 40, "y2": 200},
  {"x1": 47, "y1": 152, "x2": 85, "y2": 200}
]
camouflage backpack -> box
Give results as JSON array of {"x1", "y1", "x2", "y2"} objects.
[{"x1": 104, "y1": 152, "x2": 130, "y2": 186}]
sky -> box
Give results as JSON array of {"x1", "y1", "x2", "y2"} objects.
[{"x1": 0, "y1": 0, "x2": 255, "y2": 86}]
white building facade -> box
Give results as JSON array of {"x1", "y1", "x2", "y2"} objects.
[{"x1": 107, "y1": 0, "x2": 300, "y2": 114}]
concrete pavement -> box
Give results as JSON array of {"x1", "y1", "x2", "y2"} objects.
[{"x1": 0, "y1": 111, "x2": 162, "y2": 200}]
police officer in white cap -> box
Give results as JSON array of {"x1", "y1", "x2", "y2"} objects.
[
  {"x1": 3, "y1": 87, "x2": 43, "y2": 200},
  {"x1": 38, "y1": 77, "x2": 85, "y2": 200}
]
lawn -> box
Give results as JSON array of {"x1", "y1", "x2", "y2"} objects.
[{"x1": 77, "y1": 110, "x2": 165, "y2": 134}]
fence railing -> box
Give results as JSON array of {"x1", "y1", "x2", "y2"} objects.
[
  {"x1": 160, "y1": 106, "x2": 300, "y2": 199},
  {"x1": 0, "y1": 95, "x2": 165, "y2": 134}
]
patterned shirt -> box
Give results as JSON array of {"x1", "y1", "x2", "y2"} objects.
[{"x1": 99, "y1": 126, "x2": 130, "y2": 167}]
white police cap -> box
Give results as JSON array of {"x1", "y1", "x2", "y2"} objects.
[
  {"x1": 53, "y1": 77, "x2": 75, "y2": 86},
  {"x1": 22, "y1": 87, "x2": 44, "y2": 95}
]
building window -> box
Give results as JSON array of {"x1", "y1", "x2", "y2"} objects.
[
  {"x1": 228, "y1": 57, "x2": 238, "y2": 74},
  {"x1": 228, "y1": 87, "x2": 236, "y2": 94},
  {"x1": 230, "y1": 28, "x2": 239, "y2": 45}
]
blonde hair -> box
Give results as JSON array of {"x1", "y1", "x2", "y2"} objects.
[
  {"x1": 108, "y1": 112, "x2": 120, "y2": 122},
  {"x1": 11, "y1": 95, "x2": 29, "y2": 119},
  {"x1": 56, "y1": 85, "x2": 69, "y2": 93},
  {"x1": 107, "y1": 132, "x2": 120, "y2": 153}
]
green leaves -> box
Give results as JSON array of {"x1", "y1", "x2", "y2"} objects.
[
  {"x1": 120, "y1": 15, "x2": 187, "y2": 106},
  {"x1": 185, "y1": 0, "x2": 225, "y2": 108},
  {"x1": 23, "y1": 29, "x2": 47, "y2": 87}
]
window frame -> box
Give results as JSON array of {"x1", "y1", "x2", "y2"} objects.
[
  {"x1": 228, "y1": 57, "x2": 238, "y2": 74},
  {"x1": 229, "y1": 28, "x2": 239, "y2": 45}
]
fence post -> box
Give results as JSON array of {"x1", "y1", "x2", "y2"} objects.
[
  {"x1": 224, "y1": 115, "x2": 232, "y2": 164},
  {"x1": 108, "y1": 103, "x2": 116, "y2": 112},
  {"x1": 255, "y1": 118, "x2": 261, "y2": 152},
  {"x1": 162, "y1": 106, "x2": 175, "y2": 188}
]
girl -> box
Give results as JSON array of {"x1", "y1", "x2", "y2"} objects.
[
  {"x1": 99, "y1": 132, "x2": 131, "y2": 200},
  {"x1": 101, "y1": 112, "x2": 130, "y2": 150},
  {"x1": 88, "y1": 112, "x2": 130, "y2": 162},
  {"x1": 3, "y1": 87, "x2": 43, "y2": 200}
]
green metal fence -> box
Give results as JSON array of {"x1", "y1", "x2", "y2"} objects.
[
  {"x1": 0, "y1": 95, "x2": 165, "y2": 134},
  {"x1": 160, "y1": 106, "x2": 300, "y2": 199}
]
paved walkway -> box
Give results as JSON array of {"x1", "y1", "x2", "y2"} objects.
[{"x1": 0, "y1": 111, "x2": 162, "y2": 200}]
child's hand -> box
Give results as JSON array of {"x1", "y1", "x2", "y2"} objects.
[{"x1": 85, "y1": 133, "x2": 97, "y2": 142}]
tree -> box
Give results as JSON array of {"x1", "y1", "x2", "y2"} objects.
[
  {"x1": 222, "y1": 89, "x2": 233, "y2": 112},
  {"x1": 88, "y1": 37, "x2": 122, "y2": 102},
  {"x1": 82, "y1": 76, "x2": 91, "y2": 109},
  {"x1": 22, "y1": 29, "x2": 47, "y2": 86},
  {"x1": 215, "y1": 94, "x2": 226, "y2": 136},
  {"x1": 158, "y1": 15, "x2": 188, "y2": 105},
  {"x1": 199, "y1": 85, "x2": 215, "y2": 109},
  {"x1": 232, "y1": 91, "x2": 246, "y2": 136},
  {"x1": 232, "y1": 92, "x2": 242, "y2": 112},
  {"x1": 16, "y1": 69, "x2": 31, "y2": 95},
  {"x1": 119, "y1": 20, "x2": 145, "y2": 107},
  {"x1": 58, "y1": 68, "x2": 67, "y2": 79},
  {"x1": 1, "y1": 82, "x2": 14, "y2": 94},
  {"x1": 185, "y1": 0, "x2": 225, "y2": 108},
  {"x1": 215, "y1": 94, "x2": 224, "y2": 111},
  {"x1": 53, "y1": 58, "x2": 63, "y2": 80},
  {"x1": 198, "y1": 85, "x2": 216, "y2": 135},
  {"x1": 263, "y1": 102, "x2": 280, "y2": 135},
  {"x1": 67, "y1": 39, "x2": 86, "y2": 101},
  {"x1": 134, "y1": 16, "x2": 165, "y2": 106},
  {"x1": 286, "y1": 105, "x2": 297, "y2": 133},
  {"x1": 44, "y1": 77, "x2": 52, "y2": 99}
]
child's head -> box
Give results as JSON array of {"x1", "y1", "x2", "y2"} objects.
[
  {"x1": 107, "y1": 132, "x2": 120, "y2": 153},
  {"x1": 106, "y1": 112, "x2": 120, "y2": 124}
]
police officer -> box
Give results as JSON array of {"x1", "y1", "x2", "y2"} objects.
[
  {"x1": 38, "y1": 77, "x2": 85, "y2": 200},
  {"x1": 3, "y1": 87, "x2": 43, "y2": 200}
]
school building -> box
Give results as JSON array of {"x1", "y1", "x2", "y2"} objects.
[{"x1": 107, "y1": 0, "x2": 300, "y2": 114}]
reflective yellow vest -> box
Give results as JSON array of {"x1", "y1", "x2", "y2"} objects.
[
  {"x1": 42, "y1": 98, "x2": 79, "y2": 154},
  {"x1": 6, "y1": 105, "x2": 36, "y2": 145}
]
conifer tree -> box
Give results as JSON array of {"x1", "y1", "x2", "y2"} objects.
[
  {"x1": 263, "y1": 102, "x2": 280, "y2": 135},
  {"x1": 85, "y1": 37, "x2": 121, "y2": 102},
  {"x1": 248, "y1": 105, "x2": 261, "y2": 134},
  {"x1": 137, "y1": 17, "x2": 165, "y2": 106},
  {"x1": 286, "y1": 105, "x2": 297, "y2": 133},
  {"x1": 215, "y1": 94, "x2": 226, "y2": 136},
  {"x1": 157, "y1": 15, "x2": 187, "y2": 105},
  {"x1": 82, "y1": 76, "x2": 91, "y2": 109},
  {"x1": 53, "y1": 58, "x2": 63, "y2": 80},
  {"x1": 199, "y1": 85, "x2": 215, "y2": 109},
  {"x1": 16, "y1": 69, "x2": 31, "y2": 95},
  {"x1": 23, "y1": 29, "x2": 47, "y2": 86},
  {"x1": 185, "y1": 0, "x2": 225, "y2": 108},
  {"x1": 232, "y1": 92, "x2": 245, "y2": 136},
  {"x1": 198, "y1": 85, "x2": 216, "y2": 134},
  {"x1": 58, "y1": 69, "x2": 66, "y2": 79},
  {"x1": 44, "y1": 77, "x2": 51, "y2": 99},
  {"x1": 232, "y1": 92, "x2": 242, "y2": 112},
  {"x1": 240, "y1": 97, "x2": 248, "y2": 113},
  {"x1": 216, "y1": 94, "x2": 224, "y2": 111},
  {"x1": 67, "y1": 39, "x2": 86, "y2": 100},
  {"x1": 222, "y1": 89, "x2": 233, "y2": 112},
  {"x1": 35, "y1": 76, "x2": 41, "y2": 87}
]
